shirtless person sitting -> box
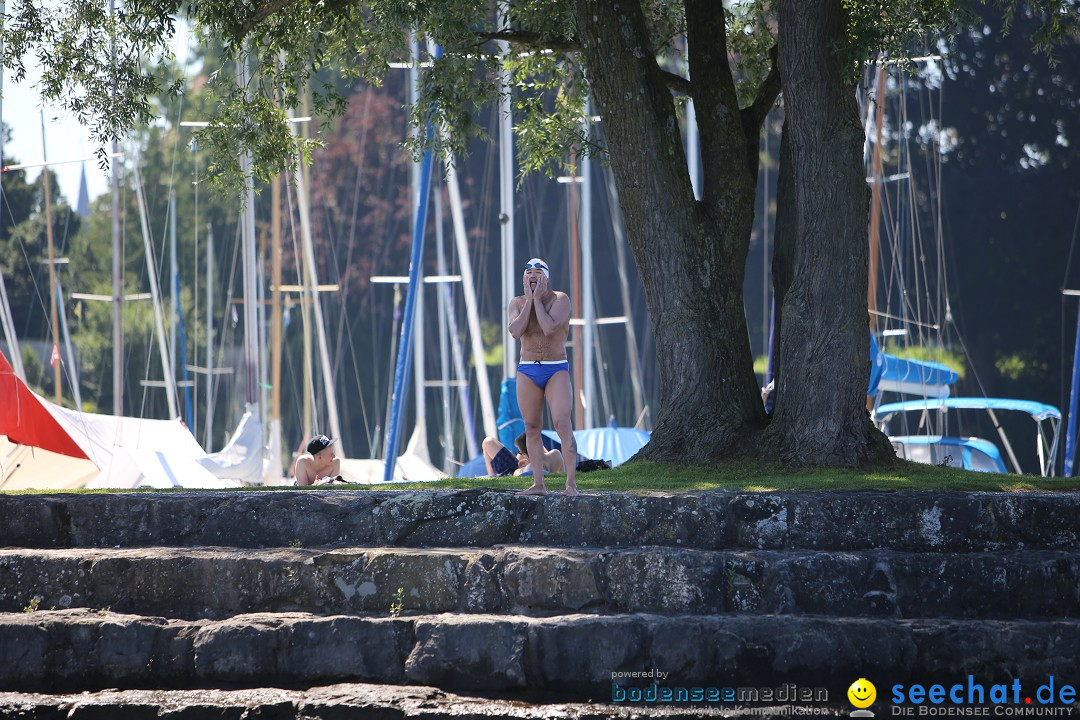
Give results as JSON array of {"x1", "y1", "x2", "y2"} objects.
[
  {"x1": 507, "y1": 257, "x2": 577, "y2": 496},
  {"x1": 293, "y1": 434, "x2": 342, "y2": 486},
  {"x1": 482, "y1": 432, "x2": 564, "y2": 477}
]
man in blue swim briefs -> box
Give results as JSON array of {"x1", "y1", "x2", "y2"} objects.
[{"x1": 507, "y1": 257, "x2": 578, "y2": 496}]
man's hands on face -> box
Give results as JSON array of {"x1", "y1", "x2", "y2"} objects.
[
  {"x1": 522, "y1": 270, "x2": 534, "y2": 300},
  {"x1": 523, "y1": 271, "x2": 550, "y2": 302}
]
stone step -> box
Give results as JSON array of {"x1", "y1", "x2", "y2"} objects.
[
  {"x1": 3, "y1": 609, "x2": 1078, "y2": 697},
  {"x1": 0, "y1": 683, "x2": 852, "y2": 719},
  {"x1": 2, "y1": 545, "x2": 1079, "y2": 620},
  {"x1": 3, "y1": 489, "x2": 1079, "y2": 552}
]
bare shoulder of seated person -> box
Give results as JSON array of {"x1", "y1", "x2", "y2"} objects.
[{"x1": 295, "y1": 435, "x2": 341, "y2": 486}]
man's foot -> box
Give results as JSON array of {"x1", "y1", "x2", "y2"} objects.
[
  {"x1": 561, "y1": 485, "x2": 579, "y2": 497},
  {"x1": 516, "y1": 484, "x2": 548, "y2": 496}
]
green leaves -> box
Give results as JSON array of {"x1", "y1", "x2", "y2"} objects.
[
  {"x1": 2, "y1": 0, "x2": 1076, "y2": 200},
  {"x1": 2, "y1": 0, "x2": 176, "y2": 153},
  {"x1": 504, "y1": 49, "x2": 590, "y2": 177},
  {"x1": 993, "y1": 0, "x2": 1080, "y2": 66},
  {"x1": 196, "y1": 69, "x2": 319, "y2": 194},
  {"x1": 726, "y1": 2, "x2": 777, "y2": 107},
  {"x1": 402, "y1": 44, "x2": 499, "y2": 163},
  {"x1": 840, "y1": 0, "x2": 972, "y2": 77}
]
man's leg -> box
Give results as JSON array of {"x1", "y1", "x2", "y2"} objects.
[
  {"x1": 544, "y1": 370, "x2": 577, "y2": 496},
  {"x1": 482, "y1": 436, "x2": 502, "y2": 476},
  {"x1": 516, "y1": 373, "x2": 548, "y2": 495}
]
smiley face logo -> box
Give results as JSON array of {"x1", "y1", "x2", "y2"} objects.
[{"x1": 847, "y1": 678, "x2": 877, "y2": 709}]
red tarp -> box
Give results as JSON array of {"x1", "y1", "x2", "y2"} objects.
[{"x1": 0, "y1": 349, "x2": 88, "y2": 460}]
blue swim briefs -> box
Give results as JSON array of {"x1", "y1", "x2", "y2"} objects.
[{"x1": 517, "y1": 361, "x2": 569, "y2": 390}]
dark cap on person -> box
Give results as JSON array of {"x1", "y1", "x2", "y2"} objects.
[{"x1": 306, "y1": 435, "x2": 334, "y2": 455}]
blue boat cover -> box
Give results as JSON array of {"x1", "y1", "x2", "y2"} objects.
[
  {"x1": 877, "y1": 397, "x2": 1061, "y2": 423},
  {"x1": 889, "y1": 435, "x2": 1007, "y2": 474},
  {"x1": 541, "y1": 419, "x2": 651, "y2": 467},
  {"x1": 456, "y1": 454, "x2": 489, "y2": 478},
  {"x1": 574, "y1": 422, "x2": 651, "y2": 467},
  {"x1": 496, "y1": 378, "x2": 525, "y2": 450},
  {"x1": 880, "y1": 354, "x2": 959, "y2": 388}
]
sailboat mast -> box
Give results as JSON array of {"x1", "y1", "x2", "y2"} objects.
[
  {"x1": 169, "y1": 187, "x2": 177, "y2": 387},
  {"x1": 581, "y1": 107, "x2": 596, "y2": 430},
  {"x1": 444, "y1": 155, "x2": 497, "y2": 438},
  {"x1": 39, "y1": 113, "x2": 62, "y2": 404},
  {"x1": 267, "y1": 69, "x2": 285, "y2": 476},
  {"x1": 411, "y1": 35, "x2": 427, "y2": 435},
  {"x1": 1065, "y1": 290, "x2": 1080, "y2": 476},
  {"x1": 51, "y1": 281, "x2": 80, "y2": 413},
  {"x1": 301, "y1": 197, "x2": 313, "y2": 445},
  {"x1": 868, "y1": 63, "x2": 886, "y2": 331},
  {"x1": 204, "y1": 222, "x2": 214, "y2": 449},
  {"x1": 567, "y1": 148, "x2": 584, "y2": 427},
  {"x1": 291, "y1": 134, "x2": 344, "y2": 451},
  {"x1": 497, "y1": 2, "x2": 516, "y2": 382},
  {"x1": 169, "y1": 187, "x2": 194, "y2": 426},
  {"x1": 132, "y1": 166, "x2": 179, "y2": 419},
  {"x1": 435, "y1": 185, "x2": 453, "y2": 468},
  {"x1": 603, "y1": 168, "x2": 647, "y2": 426},
  {"x1": 111, "y1": 0, "x2": 124, "y2": 418},
  {"x1": 270, "y1": 159, "x2": 283, "y2": 474},
  {"x1": 55, "y1": 278, "x2": 82, "y2": 409},
  {"x1": 383, "y1": 40, "x2": 442, "y2": 481},
  {"x1": 237, "y1": 53, "x2": 260, "y2": 408}
]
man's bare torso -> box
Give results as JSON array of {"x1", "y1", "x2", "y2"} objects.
[{"x1": 512, "y1": 291, "x2": 570, "y2": 362}]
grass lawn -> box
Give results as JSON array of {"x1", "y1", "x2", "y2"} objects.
[
  {"x1": 340, "y1": 459, "x2": 1080, "y2": 493},
  {"x1": 7, "y1": 459, "x2": 1080, "y2": 494}
]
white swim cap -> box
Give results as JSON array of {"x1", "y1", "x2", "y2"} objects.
[{"x1": 524, "y1": 258, "x2": 549, "y2": 278}]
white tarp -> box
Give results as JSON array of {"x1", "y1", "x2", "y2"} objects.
[
  {"x1": 0, "y1": 436, "x2": 98, "y2": 490},
  {"x1": 46, "y1": 403, "x2": 241, "y2": 489},
  {"x1": 1, "y1": 349, "x2": 244, "y2": 490},
  {"x1": 198, "y1": 403, "x2": 266, "y2": 485},
  {"x1": 338, "y1": 423, "x2": 447, "y2": 484}
]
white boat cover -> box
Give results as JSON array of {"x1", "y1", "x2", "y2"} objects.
[
  {"x1": 0, "y1": 437, "x2": 99, "y2": 490},
  {"x1": 1, "y1": 349, "x2": 244, "y2": 490},
  {"x1": 338, "y1": 422, "x2": 447, "y2": 484},
  {"x1": 197, "y1": 403, "x2": 266, "y2": 485}
]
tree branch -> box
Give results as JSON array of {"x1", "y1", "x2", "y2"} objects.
[
  {"x1": 476, "y1": 30, "x2": 580, "y2": 54},
  {"x1": 686, "y1": 0, "x2": 746, "y2": 208},
  {"x1": 473, "y1": 30, "x2": 693, "y2": 97},
  {"x1": 241, "y1": 0, "x2": 302, "y2": 36},
  {"x1": 741, "y1": 44, "x2": 782, "y2": 133},
  {"x1": 661, "y1": 69, "x2": 691, "y2": 96},
  {"x1": 740, "y1": 44, "x2": 782, "y2": 179},
  {"x1": 240, "y1": 7, "x2": 581, "y2": 58}
]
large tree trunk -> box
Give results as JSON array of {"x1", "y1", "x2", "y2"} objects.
[
  {"x1": 768, "y1": 0, "x2": 894, "y2": 465},
  {"x1": 574, "y1": 0, "x2": 766, "y2": 460}
]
